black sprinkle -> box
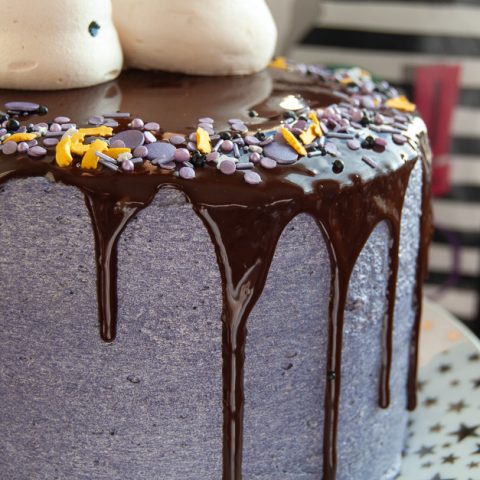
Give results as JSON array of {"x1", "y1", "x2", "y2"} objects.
[
  {"x1": 36, "y1": 105, "x2": 48, "y2": 116},
  {"x1": 89, "y1": 21, "x2": 101, "y2": 37},
  {"x1": 6, "y1": 119, "x2": 20, "y2": 132},
  {"x1": 332, "y1": 159, "x2": 344, "y2": 174},
  {"x1": 283, "y1": 110, "x2": 297, "y2": 122},
  {"x1": 219, "y1": 131, "x2": 232, "y2": 140},
  {"x1": 361, "y1": 135, "x2": 375, "y2": 149},
  {"x1": 248, "y1": 110, "x2": 258, "y2": 118},
  {"x1": 327, "y1": 371, "x2": 336, "y2": 380},
  {"x1": 0, "y1": 113, "x2": 9, "y2": 123},
  {"x1": 190, "y1": 152, "x2": 206, "y2": 167},
  {"x1": 360, "y1": 115, "x2": 370, "y2": 127},
  {"x1": 255, "y1": 131, "x2": 266, "y2": 141}
]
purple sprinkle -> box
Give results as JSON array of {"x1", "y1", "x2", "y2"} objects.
[
  {"x1": 44, "y1": 131, "x2": 64, "y2": 138},
  {"x1": 188, "y1": 132, "x2": 197, "y2": 142},
  {"x1": 245, "y1": 135, "x2": 260, "y2": 146},
  {"x1": 133, "y1": 145, "x2": 148, "y2": 158},
  {"x1": 157, "y1": 160, "x2": 175, "y2": 170},
  {"x1": 49, "y1": 123, "x2": 62, "y2": 133},
  {"x1": 17, "y1": 142, "x2": 29, "y2": 153},
  {"x1": 233, "y1": 137, "x2": 245, "y2": 146},
  {"x1": 198, "y1": 122, "x2": 213, "y2": 130},
  {"x1": 394, "y1": 114, "x2": 408, "y2": 124},
  {"x1": 17, "y1": 126, "x2": 27, "y2": 134},
  {"x1": 308, "y1": 150, "x2": 323, "y2": 158},
  {"x1": 43, "y1": 138, "x2": 59, "y2": 147},
  {"x1": 228, "y1": 118, "x2": 243, "y2": 124},
  {"x1": 144, "y1": 122, "x2": 160, "y2": 131},
  {"x1": 183, "y1": 161, "x2": 194, "y2": 168},
  {"x1": 233, "y1": 143, "x2": 240, "y2": 158},
  {"x1": 263, "y1": 140, "x2": 298, "y2": 164},
  {"x1": 96, "y1": 151, "x2": 117, "y2": 164},
  {"x1": 260, "y1": 136, "x2": 273, "y2": 146},
  {"x1": 326, "y1": 132, "x2": 354, "y2": 139},
  {"x1": 121, "y1": 159, "x2": 135, "y2": 172},
  {"x1": 131, "y1": 157, "x2": 144, "y2": 165},
  {"x1": 111, "y1": 130, "x2": 145, "y2": 149},
  {"x1": 392, "y1": 123, "x2": 408, "y2": 131},
  {"x1": 187, "y1": 142, "x2": 197, "y2": 152},
  {"x1": 110, "y1": 139, "x2": 126, "y2": 149},
  {"x1": 144, "y1": 131, "x2": 157, "y2": 144},
  {"x1": 219, "y1": 159, "x2": 236, "y2": 175},
  {"x1": 198, "y1": 117, "x2": 214, "y2": 124},
  {"x1": 61, "y1": 123, "x2": 77, "y2": 130},
  {"x1": 347, "y1": 139, "x2": 361, "y2": 151},
  {"x1": 392, "y1": 134, "x2": 407, "y2": 145},
  {"x1": 361, "y1": 96, "x2": 376, "y2": 110},
  {"x1": 324, "y1": 142, "x2": 338, "y2": 156},
  {"x1": 27, "y1": 139, "x2": 38, "y2": 147},
  {"x1": 146, "y1": 141, "x2": 176, "y2": 162},
  {"x1": 88, "y1": 115, "x2": 104, "y2": 125},
  {"x1": 213, "y1": 139, "x2": 224, "y2": 152},
  {"x1": 179, "y1": 166, "x2": 196, "y2": 179},
  {"x1": 351, "y1": 122, "x2": 363, "y2": 129},
  {"x1": 244, "y1": 171, "x2": 262, "y2": 185},
  {"x1": 374, "y1": 114, "x2": 384, "y2": 125},
  {"x1": 169, "y1": 135, "x2": 186, "y2": 146},
  {"x1": 174, "y1": 148, "x2": 190, "y2": 163},
  {"x1": 5, "y1": 101, "x2": 39, "y2": 112},
  {"x1": 221, "y1": 140, "x2": 233, "y2": 153},
  {"x1": 27, "y1": 146, "x2": 47, "y2": 157},
  {"x1": 236, "y1": 162, "x2": 254, "y2": 170},
  {"x1": 232, "y1": 123, "x2": 248, "y2": 133},
  {"x1": 54, "y1": 116, "x2": 70, "y2": 124},
  {"x1": 362, "y1": 155, "x2": 377, "y2": 168},
  {"x1": 103, "y1": 119, "x2": 119, "y2": 128},
  {"x1": 103, "y1": 112, "x2": 131, "y2": 118},
  {"x1": 374, "y1": 137, "x2": 388, "y2": 152},
  {"x1": 130, "y1": 118, "x2": 144, "y2": 129},
  {"x1": 249, "y1": 152, "x2": 261, "y2": 163},
  {"x1": 0, "y1": 129, "x2": 6, "y2": 137},
  {"x1": 260, "y1": 157, "x2": 277, "y2": 169},
  {"x1": 198, "y1": 124, "x2": 214, "y2": 135},
  {"x1": 206, "y1": 151, "x2": 220, "y2": 162}
]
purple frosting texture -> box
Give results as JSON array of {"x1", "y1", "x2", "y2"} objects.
[{"x1": 0, "y1": 161, "x2": 421, "y2": 479}]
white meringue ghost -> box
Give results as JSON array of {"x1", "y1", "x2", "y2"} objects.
[
  {"x1": 113, "y1": 0, "x2": 277, "y2": 75},
  {"x1": 0, "y1": 0, "x2": 123, "y2": 90}
]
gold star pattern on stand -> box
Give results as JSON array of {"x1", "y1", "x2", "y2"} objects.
[
  {"x1": 430, "y1": 423, "x2": 443, "y2": 433},
  {"x1": 441, "y1": 453, "x2": 458, "y2": 464},
  {"x1": 415, "y1": 445, "x2": 435, "y2": 457},
  {"x1": 429, "y1": 474, "x2": 455, "y2": 480},
  {"x1": 438, "y1": 364, "x2": 452, "y2": 374},
  {"x1": 472, "y1": 377, "x2": 480, "y2": 389},
  {"x1": 449, "y1": 423, "x2": 480, "y2": 443},
  {"x1": 423, "y1": 397, "x2": 438, "y2": 408},
  {"x1": 468, "y1": 353, "x2": 479, "y2": 362},
  {"x1": 448, "y1": 400, "x2": 468, "y2": 413},
  {"x1": 467, "y1": 461, "x2": 478, "y2": 469}
]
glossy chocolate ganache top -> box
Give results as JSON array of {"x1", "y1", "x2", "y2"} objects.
[{"x1": 0, "y1": 60, "x2": 432, "y2": 480}]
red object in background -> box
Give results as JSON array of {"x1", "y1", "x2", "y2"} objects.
[{"x1": 413, "y1": 65, "x2": 461, "y2": 197}]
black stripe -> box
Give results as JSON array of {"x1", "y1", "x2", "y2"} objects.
[
  {"x1": 451, "y1": 137, "x2": 480, "y2": 155},
  {"x1": 426, "y1": 271, "x2": 478, "y2": 290},
  {"x1": 301, "y1": 27, "x2": 480, "y2": 56},
  {"x1": 397, "y1": 83, "x2": 480, "y2": 109},
  {"x1": 432, "y1": 228, "x2": 480, "y2": 248},
  {"x1": 441, "y1": 185, "x2": 480, "y2": 203}
]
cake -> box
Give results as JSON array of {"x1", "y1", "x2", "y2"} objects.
[{"x1": 0, "y1": 61, "x2": 432, "y2": 479}]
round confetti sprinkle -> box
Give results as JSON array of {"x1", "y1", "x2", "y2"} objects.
[
  {"x1": 188, "y1": 132, "x2": 197, "y2": 142},
  {"x1": 144, "y1": 122, "x2": 160, "y2": 131},
  {"x1": 325, "y1": 142, "x2": 338, "y2": 156},
  {"x1": 206, "y1": 151, "x2": 220, "y2": 162},
  {"x1": 2, "y1": 141, "x2": 17, "y2": 154},
  {"x1": 245, "y1": 135, "x2": 260, "y2": 146},
  {"x1": 392, "y1": 134, "x2": 407, "y2": 145},
  {"x1": 133, "y1": 145, "x2": 148, "y2": 158},
  {"x1": 263, "y1": 141, "x2": 298, "y2": 164},
  {"x1": 220, "y1": 140, "x2": 234, "y2": 153},
  {"x1": 158, "y1": 161, "x2": 175, "y2": 170},
  {"x1": 6, "y1": 119, "x2": 20, "y2": 131},
  {"x1": 179, "y1": 166, "x2": 196, "y2": 179},
  {"x1": 374, "y1": 137, "x2": 388, "y2": 152},
  {"x1": 174, "y1": 148, "x2": 190, "y2": 163},
  {"x1": 232, "y1": 123, "x2": 248, "y2": 133},
  {"x1": 102, "y1": 119, "x2": 119, "y2": 128},
  {"x1": 169, "y1": 135, "x2": 186, "y2": 146},
  {"x1": 28, "y1": 146, "x2": 47, "y2": 157},
  {"x1": 199, "y1": 117, "x2": 214, "y2": 124},
  {"x1": 17, "y1": 142, "x2": 29, "y2": 153},
  {"x1": 144, "y1": 131, "x2": 156, "y2": 144},
  {"x1": 187, "y1": 142, "x2": 197, "y2": 152},
  {"x1": 88, "y1": 115, "x2": 104, "y2": 125},
  {"x1": 5, "y1": 101, "x2": 39, "y2": 112},
  {"x1": 27, "y1": 140, "x2": 38, "y2": 147},
  {"x1": 110, "y1": 139, "x2": 126, "y2": 149},
  {"x1": 121, "y1": 159, "x2": 135, "y2": 172},
  {"x1": 146, "y1": 141, "x2": 176, "y2": 161},
  {"x1": 249, "y1": 152, "x2": 261, "y2": 163},
  {"x1": 228, "y1": 118, "x2": 242, "y2": 124},
  {"x1": 260, "y1": 157, "x2": 277, "y2": 169},
  {"x1": 43, "y1": 138, "x2": 59, "y2": 147},
  {"x1": 54, "y1": 116, "x2": 70, "y2": 124},
  {"x1": 347, "y1": 139, "x2": 361, "y2": 151},
  {"x1": 111, "y1": 130, "x2": 145, "y2": 149},
  {"x1": 219, "y1": 159, "x2": 236, "y2": 175},
  {"x1": 260, "y1": 136, "x2": 273, "y2": 146},
  {"x1": 61, "y1": 123, "x2": 76, "y2": 131},
  {"x1": 130, "y1": 118, "x2": 144, "y2": 129},
  {"x1": 244, "y1": 171, "x2": 262, "y2": 185}
]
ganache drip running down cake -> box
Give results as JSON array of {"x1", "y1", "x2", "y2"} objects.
[{"x1": 0, "y1": 60, "x2": 432, "y2": 479}]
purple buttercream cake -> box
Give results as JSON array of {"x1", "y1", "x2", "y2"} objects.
[{"x1": 0, "y1": 63, "x2": 431, "y2": 479}]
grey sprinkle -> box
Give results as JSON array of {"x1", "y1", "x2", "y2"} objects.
[
  {"x1": 96, "y1": 151, "x2": 117, "y2": 164},
  {"x1": 103, "y1": 112, "x2": 131, "y2": 118},
  {"x1": 152, "y1": 156, "x2": 174, "y2": 166},
  {"x1": 233, "y1": 138, "x2": 245, "y2": 146},
  {"x1": 131, "y1": 157, "x2": 144, "y2": 165},
  {"x1": 213, "y1": 139, "x2": 224, "y2": 152},
  {"x1": 183, "y1": 161, "x2": 194, "y2": 168},
  {"x1": 103, "y1": 119, "x2": 119, "y2": 128},
  {"x1": 236, "y1": 162, "x2": 254, "y2": 170},
  {"x1": 88, "y1": 115, "x2": 104, "y2": 125},
  {"x1": 248, "y1": 145, "x2": 263, "y2": 154},
  {"x1": 319, "y1": 136, "x2": 326, "y2": 147},
  {"x1": 392, "y1": 123, "x2": 408, "y2": 131},
  {"x1": 61, "y1": 123, "x2": 77, "y2": 130},
  {"x1": 369, "y1": 125, "x2": 382, "y2": 133},
  {"x1": 380, "y1": 126, "x2": 403, "y2": 134},
  {"x1": 233, "y1": 143, "x2": 240, "y2": 158},
  {"x1": 45, "y1": 131, "x2": 64, "y2": 137},
  {"x1": 210, "y1": 134, "x2": 220, "y2": 141},
  {"x1": 362, "y1": 155, "x2": 377, "y2": 168},
  {"x1": 326, "y1": 132, "x2": 355, "y2": 139},
  {"x1": 99, "y1": 158, "x2": 119, "y2": 171},
  {"x1": 308, "y1": 150, "x2": 323, "y2": 157}
]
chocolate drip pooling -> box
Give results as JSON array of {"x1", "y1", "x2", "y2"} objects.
[{"x1": 0, "y1": 67, "x2": 432, "y2": 480}]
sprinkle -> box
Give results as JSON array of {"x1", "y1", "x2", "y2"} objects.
[
  {"x1": 326, "y1": 132, "x2": 355, "y2": 139},
  {"x1": 187, "y1": 142, "x2": 197, "y2": 152},
  {"x1": 218, "y1": 158, "x2": 236, "y2": 175},
  {"x1": 228, "y1": 118, "x2": 243, "y2": 124},
  {"x1": 49, "y1": 123, "x2": 62, "y2": 133},
  {"x1": 244, "y1": 170, "x2": 262, "y2": 185},
  {"x1": 232, "y1": 123, "x2": 248, "y2": 133},
  {"x1": 179, "y1": 166, "x2": 196, "y2": 179},
  {"x1": 133, "y1": 145, "x2": 148, "y2": 158},
  {"x1": 308, "y1": 150, "x2": 323, "y2": 157},
  {"x1": 236, "y1": 162, "x2": 254, "y2": 170},
  {"x1": 146, "y1": 142, "x2": 176, "y2": 162},
  {"x1": 104, "y1": 147, "x2": 131, "y2": 160},
  {"x1": 81, "y1": 140, "x2": 109, "y2": 169},
  {"x1": 4, "y1": 101, "x2": 39, "y2": 112},
  {"x1": 158, "y1": 161, "x2": 176, "y2": 170},
  {"x1": 99, "y1": 158, "x2": 119, "y2": 171},
  {"x1": 130, "y1": 118, "x2": 144, "y2": 129},
  {"x1": 213, "y1": 139, "x2": 224, "y2": 152},
  {"x1": 61, "y1": 123, "x2": 77, "y2": 131},
  {"x1": 54, "y1": 116, "x2": 71, "y2": 124},
  {"x1": 280, "y1": 127, "x2": 307, "y2": 156},
  {"x1": 260, "y1": 157, "x2": 277, "y2": 169},
  {"x1": 248, "y1": 145, "x2": 263, "y2": 154},
  {"x1": 260, "y1": 136, "x2": 273, "y2": 146},
  {"x1": 3, "y1": 132, "x2": 38, "y2": 143},
  {"x1": 308, "y1": 110, "x2": 320, "y2": 126},
  {"x1": 144, "y1": 131, "x2": 156, "y2": 144},
  {"x1": 361, "y1": 155, "x2": 377, "y2": 168},
  {"x1": 116, "y1": 152, "x2": 133, "y2": 163},
  {"x1": 324, "y1": 142, "x2": 338, "y2": 156},
  {"x1": 374, "y1": 137, "x2": 387, "y2": 152},
  {"x1": 174, "y1": 148, "x2": 190, "y2": 163},
  {"x1": 45, "y1": 131, "x2": 64, "y2": 137},
  {"x1": 88, "y1": 115, "x2": 104, "y2": 125},
  {"x1": 269, "y1": 56, "x2": 289, "y2": 70},
  {"x1": 206, "y1": 151, "x2": 220, "y2": 162},
  {"x1": 245, "y1": 135, "x2": 260, "y2": 146},
  {"x1": 17, "y1": 141, "x2": 29, "y2": 152},
  {"x1": 169, "y1": 135, "x2": 186, "y2": 145},
  {"x1": 121, "y1": 159, "x2": 135, "y2": 172},
  {"x1": 300, "y1": 124, "x2": 319, "y2": 145},
  {"x1": 347, "y1": 139, "x2": 361, "y2": 151},
  {"x1": 103, "y1": 112, "x2": 131, "y2": 118},
  {"x1": 96, "y1": 151, "x2": 117, "y2": 164},
  {"x1": 27, "y1": 139, "x2": 38, "y2": 147},
  {"x1": 233, "y1": 143, "x2": 240, "y2": 158},
  {"x1": 233, "y1": 137, "x2": 245, "y2": 146},
  {"x1": 392, "y1": 123, "x2": 408, "y2": 131},
  {"x1": 55, "y1": 136, "x2": 73, "y2": 166},
  {"x1": 2, "y1": 141, "x2": 17, "y2": 155},
  {"x1": 332, "y1": 159, "x2": 344, "y2": 174},
  {"x1": 189, "y1": 132, "x2": 198, "y2": 142},
  {"x1": 249, "y1": 152, "x2": 261, "y2": 163},
  {"x1": 43, "y1": 138, "x2": 59, "y2": 147},
  {"x1": 144, "y1": 122, "x2": 160, "y2": 131},
  {"x1": 196, "y1": 127, "x2": 212, "y2": 154},
  {"x1": 385, "y1": 96, "x2": 416, "y2": 113},
  {"x1": 131, "y1": 157, "x2": 144, "y2": 165},
  {"x1": 198, "y1": 117, "x2": 214, "y2": 124},
  {"x1": 103, "y1": 119, "x2": 119, "y2": 128},
  {"x1": 392, "y1": 134, "x2": 407, "y2": 145},
  {"x1": 27, "y1": 146, "x2": 47, "y2": 158}
]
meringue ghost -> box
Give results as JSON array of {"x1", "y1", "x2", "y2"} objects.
[
  {"x1": 112, "y1": 0, "x2": 277, "y2": 75},
  {"x1": 0, "y1": 0, "x2": 123, "y2": 90}
]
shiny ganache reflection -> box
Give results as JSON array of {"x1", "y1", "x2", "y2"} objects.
[{"x1": 0, "y1": 67, "x2": 432, "y2": 480}]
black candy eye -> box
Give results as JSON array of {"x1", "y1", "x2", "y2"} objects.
[{"x1": 88, "y1": 21, "x2": 101, "y2": 37}]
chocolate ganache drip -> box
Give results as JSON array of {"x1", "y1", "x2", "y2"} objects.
[{"x1": 0, "y1": 63, "x2": 432, "y2": 480}]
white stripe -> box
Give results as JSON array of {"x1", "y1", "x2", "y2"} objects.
[
  {"x1": 429, "y1": 244, "x2": 480, "y2": 276},
  {"x1": 319, "y1": 2, "x2": 480, "y2": 38},
  {"x1": 453, "y1": 108, "x2": 480, "y2": 137},
  {"x1": 424, "y1": 285, "x2": 478, "y2": 319},
  {"x1": 450, "y1": 155, "x2": 480, "y2": 186},
  {"x1": 289, "y1": 45, "x2": 480, "y2": 89},
  {"x1": 432, "y1": 198, "x2": 480, "y2": 231}
]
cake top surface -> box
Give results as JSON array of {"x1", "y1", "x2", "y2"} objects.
[{"x1": 0, "y1": 60, "x2": 425, "y2": 206}]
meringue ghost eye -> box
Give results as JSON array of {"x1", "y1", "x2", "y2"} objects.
[{"x1": 88, "y1": 21, "x2": 101, "y2": 37}]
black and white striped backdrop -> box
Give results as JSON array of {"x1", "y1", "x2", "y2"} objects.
[{"x1": 289, "y1": 0, "x2": 480, "y2": 335}]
